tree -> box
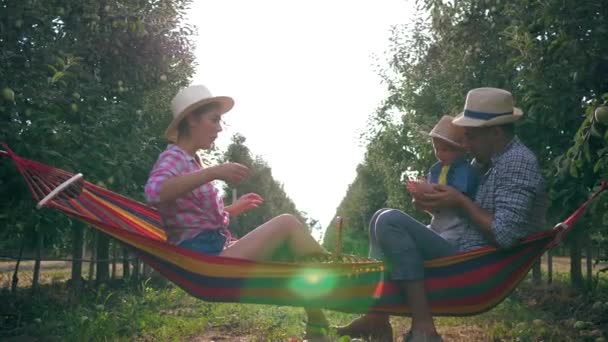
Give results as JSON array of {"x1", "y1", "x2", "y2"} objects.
[
  {"x1": 222, "y1": 134, "x2": 309, "y2": 238},
  {"x1": 328, "y1": 0, "x2": 608, "y2": 287},
  {"x1": 0, "y1": 0, "x2": 196, "y2": 284}
]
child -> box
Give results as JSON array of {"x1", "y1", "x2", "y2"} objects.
[{"x1": 406, "y1": 115, "x2": 479, "y2": 245}]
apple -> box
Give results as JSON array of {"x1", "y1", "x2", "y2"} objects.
[
  {"x1": 70, "y1": 103, "x2": 78, "y2": 112},
  {"x1": 2, "y1": 87, "x2": 15, "y2": 102},
  {"x1": 159, "y1": 74, "x2": 167, "y2": 81},
  {"x1": 595, "y1": 106, "x2": 608, "y2": 125}
]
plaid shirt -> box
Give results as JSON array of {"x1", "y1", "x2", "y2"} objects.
[
  {"x1": 145, "y1": 144, "x2": 230, "y2": 245},
  {"x1": 459, "y1": 137, "x2": 548, "y2": 251}
]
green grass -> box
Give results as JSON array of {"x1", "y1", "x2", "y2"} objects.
[{"x1": 1, "y1": 273, "x2": 607, "y2": 341}]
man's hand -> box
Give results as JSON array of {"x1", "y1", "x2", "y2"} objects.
[
  {"x1": 225, "y1": 192, "x2": 264, "y2": 216},
  {"x1": 415, "y1": 184, "x2": 465, "y2": 211}
]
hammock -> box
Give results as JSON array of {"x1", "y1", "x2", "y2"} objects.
[{"x1": 1, "y1": 144, "x2": 606, "y2": 317}]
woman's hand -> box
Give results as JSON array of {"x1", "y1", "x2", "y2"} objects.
[
  {"x1": 212, "y1": 163, "x2": 250, "y2": 185},
  {"x1": 225, "y1": 192, "x2": 264, "y2": 216}
]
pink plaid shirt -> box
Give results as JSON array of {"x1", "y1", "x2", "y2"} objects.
[{"x1": 145, "y1": 144, "x2": 230, "y2": 245}]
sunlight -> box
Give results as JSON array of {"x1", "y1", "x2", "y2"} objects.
[{"x1": 288, "y1": 268, "x2": 338, "y2": 299}]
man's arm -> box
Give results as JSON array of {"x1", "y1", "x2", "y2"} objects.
[
  {"x1": 416, "y1": 184, "x2": 494, "y2": 242},
  {"x1": 456, "y1": 193, "x2": 496, "y2": 244},
  {"x1": 489, "y1": 153, "x2": 543, "y2": 248}
]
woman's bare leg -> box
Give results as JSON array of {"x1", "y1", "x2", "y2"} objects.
[
  {"x1": 220, "y1": 214, "x2": 326, "y2": 260},
  {"x1": 219, "y1": 214, "x2": 329, "y2": 333}
]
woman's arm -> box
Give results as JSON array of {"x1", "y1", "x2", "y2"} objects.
[
  {"x1": 157, "y1": 167, "x2": 219, "y2": 203},
  {"x1": 155, "y1": 163, "x2": 250, "y2": 204},
  {"x1": 224, "y1": 193, "x2": 264, "y2": 216}
]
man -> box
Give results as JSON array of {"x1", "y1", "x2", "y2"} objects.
[{"x1": 335, "y1": 87, "x2": 547, "y2": 342}]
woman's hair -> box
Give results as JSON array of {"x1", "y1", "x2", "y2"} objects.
[{"x1": 177, "y1": 102, "x2": 221, "y2": 138}]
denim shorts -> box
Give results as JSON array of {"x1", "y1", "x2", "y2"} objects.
[{"x1": 178, "y1": 229, "x2": 227, "y2": 255}]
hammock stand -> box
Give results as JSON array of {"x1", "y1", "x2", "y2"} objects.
[{"x1": 1, "y1": 144, "x2": 606, "y2": 317}]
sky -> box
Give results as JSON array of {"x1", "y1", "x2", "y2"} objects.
[{"x1": 187, "y1": 0, "x2": 414, "y2": 239}]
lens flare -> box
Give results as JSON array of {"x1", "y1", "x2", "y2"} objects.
[{"x1": 288, "y1": 267, "x2": 338, "y2": 299}]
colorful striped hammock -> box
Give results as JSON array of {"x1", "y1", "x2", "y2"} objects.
[{"x1": 1, "y1": 144, "x2": 606, "y2": 317}]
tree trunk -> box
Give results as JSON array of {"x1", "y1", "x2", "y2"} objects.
[
  {"x1": 547, "y1": 250, "x2": 553, "y2": 284},
  {"x1": 32, "y1": 226, "x2": 43, "y2": 291},
  {"x1": 70, "y1": 222, "x2": 84, "y2": 289},
  {"x1": 585, "y1": 238, "x2": 593, "y2": 289},
  {"x1": 532, "y1": 259, "x2": 541, "y2": 284},
  {"x1": 88, "y1": 230, "x2": 97, "y2": 282},
  {"x1": 122, "y1": 247, "x2": 130, "y2": 279},
  {"x1": 11, "y1": 237, "x2": 25, "y2": 293},
  {"x1": 133, "y1": 257, "x2": 140, "y2": 282},
  {"x1": 111, "y1": 242, "x2": 117, "y2": 280},
  {"x1": 143, "y1": 263, "x2": 150, "y2": 278},
  {"x1": 570, "y1": 231, "x2": 583, "y2": 289},
  {"x1": 96, "y1": 233, "x2": 110, "y2": 283}
]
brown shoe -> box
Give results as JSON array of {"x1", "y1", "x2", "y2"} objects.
[{"x1": 334, "y1": 315, "x2": 393, "y2": 341}]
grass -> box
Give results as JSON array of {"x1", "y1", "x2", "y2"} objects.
[{"x1": 1, "y1": 259, "x2": 607, "y2": 341}]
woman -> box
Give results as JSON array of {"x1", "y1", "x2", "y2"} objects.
[{"x1": 145, "y1": 84, "x2": 329, "y2": 340}]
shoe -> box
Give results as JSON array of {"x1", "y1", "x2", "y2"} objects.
[
  {"x1": 403, "y1": 330, "x2": 444, "y2": 342},
  {"x1": 333, "y1": 316, "x2": 393, "y2": 341}
]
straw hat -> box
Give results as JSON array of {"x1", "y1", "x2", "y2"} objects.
[
  {"x1": 452, "y1": 87, "x2": 523, "y2": 127},
  {"x1": 165, "y1": 85, "x2": 234, "y2": 142},
  {"x1": 429, "y1": 115, "x2": 465, "y2": 147}
]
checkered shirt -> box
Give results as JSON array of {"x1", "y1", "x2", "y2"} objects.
[
  {"x1": 145, "y1": 144, "x2": 229, "y2": 245},
  {"x1": 459, "y1": 137, "x2": 548, "y2": 251}
]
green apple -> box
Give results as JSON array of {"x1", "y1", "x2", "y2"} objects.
[
  {"x1": 2, "y1": 87, "x2": 15, "y2": 102},
  {"x1": 70, "y1": 103, "x2": 78, "y2": 112},
  {"x1": 595, "y1": 106, "x2": 608, "y2": 125},
  {"x1": 574, "y1": 321, "x2": 586, "y2": 329}
]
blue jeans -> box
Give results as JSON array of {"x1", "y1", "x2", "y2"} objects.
[
  {"x1": 178, "y1": 229, "x2": 227, "y2": 255},
  {"x1": 368, "y1": 208, "x2": 458, "y2": 281}
]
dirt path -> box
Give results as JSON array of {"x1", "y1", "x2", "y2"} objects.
[
  {"x1": 184, "y1": 323, "x2": 489, "y2": 342},
  {"x1": 0, "y1": 260, "x2": 72, "y2": 272}
]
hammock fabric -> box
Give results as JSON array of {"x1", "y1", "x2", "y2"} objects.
[{"x1": 1, "y1": 144, "x2": 606, "y2": 317}]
